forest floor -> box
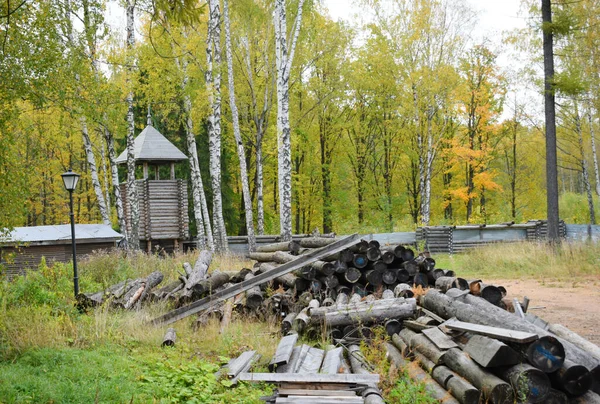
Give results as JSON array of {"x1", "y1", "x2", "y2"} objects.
[{"x1": 489, "y1": 276, "x2": 600, "y2": 344}]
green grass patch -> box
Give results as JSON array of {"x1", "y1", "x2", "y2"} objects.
[{"x1": 434, "y1": 241, "x2": 600, "y2": 281}]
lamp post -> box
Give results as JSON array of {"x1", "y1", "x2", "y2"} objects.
[{"x1": 61, "y1": 169, "x2": 81, "y2": 297}]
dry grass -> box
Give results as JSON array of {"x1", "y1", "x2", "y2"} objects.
[{"x1": 434, "y1": 241, "x2": 600, "y2": 281}]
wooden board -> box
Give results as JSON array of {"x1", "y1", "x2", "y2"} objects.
[
  {"x1": 238, "y1": 373, "x2": 380, "y2": 384},
  {"x1": 270, "y1": 334, "x2": 299, "y2": 371},
  {"x1": 422, "y1": 327, "x2": 458, "y2": 350},
  {"x1": 275, "y1": 397, "x2": 363, "y2": 403},
  {"x1": 277, "y1": 389, "x2": 358, "y2": 397},
  {"x1": 443, "y1": 318, "x2": 538, "y2": 343},
  {"x1": 151, "y1": 234, "x2": 363, "y2": 325}
]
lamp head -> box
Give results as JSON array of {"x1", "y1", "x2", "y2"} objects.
[{"x1": 61, "y1": 169, "x2": 80, "y2": 191}]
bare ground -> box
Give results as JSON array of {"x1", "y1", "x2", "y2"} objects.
[{"x1": 487, "y1": 276, "x2": 600, "y2": 345}]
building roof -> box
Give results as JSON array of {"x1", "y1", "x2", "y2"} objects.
[
  {"x1": 1, "y1": 224, "x2": 123, "y2": 245},
  {"x1": 115, "y1": 125, "x2": 187, "y2": 164}
]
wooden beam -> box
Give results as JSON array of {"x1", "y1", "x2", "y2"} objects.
[
  {"x1": 422, "y1": 327, "x2": 458, "y2": 350},
  {"x1": 151, "y1": 233, "x2": 363, "y2": 325},
  {"x1": 238, "y1": 373, "x2": 380, "y2": 384},
  {"x1": 443, "y1": 318, "x2": 538, "y2": 343}
]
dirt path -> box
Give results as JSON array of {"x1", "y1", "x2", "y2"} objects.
[{"x1": 487, "y1": 277, "x2": 600, "y2": 344}]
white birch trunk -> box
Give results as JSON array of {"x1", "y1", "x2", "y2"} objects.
[
  {"x1": 241, "y1": 37, "x2": 269, "y2": 235},
  {"x1": 422, "y1": 113, "x2": 434, "y2": 226},
  {"x1": 588, "y1": 108, "x2": 600, "y2": 196},
  {"x1": 576, "y1": 104, "x2": 596, "y2": 225},
  {"x1": 81, "y1": 118, "x2": 111, "y2": 225},
  {"x1": 414, "y1": 88, "x2": 425, "y2": 223},
  {"x1": 178, "y1": 50, "x2": 213, "y2": 251},
  {"x1": 100, "y1": 140, "x2": 111, "y2": 219},
  {"x1": 125, "y1": 0, "x2": 140, "y2": 249},
  {"x1": 223, "y1": 0, "x2": 257, "y2": 252},
  {"x1": 207, "y1": 0, "x2": 228, "y2": 252},
  {"x1": 104, "y1": 126, "x2": 127, "y2": 238},
  {"x1": 274, "y1": 0, "x2": 305, "y2": 242}
]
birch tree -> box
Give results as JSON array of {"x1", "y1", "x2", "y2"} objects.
[
  {"x1": 223, "y1": 0, "x2": 256, "y2": 251},
  {"x1": 62, "y1": 0, "x2": 111, "y2": 225},
  {"x1": 274, "y1": 0, "x2": 306, "y2": 241},
  {"x1": 574, "y1": 101, "x2": 596, "y2": 224},
  {"x1": 206, "y1": 0, "x2": 228, "y2": 251},
  {"x1": 124, "y1": 0, "x2": 140, "y2": 249},
  {"x1": 588, "y1": 107, "x2": 600, "y2": 196}
]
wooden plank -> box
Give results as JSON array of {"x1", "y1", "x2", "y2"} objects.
[
  {"x1": 278, "y1": 389, "x2": 358, "y2": 397},
  {"x1": 238, "y1": 373, "x2": 380, "y2": 384},
  {"x1": 151, "y1": 234, "x2": 363, "y2": 325},
  {"x1": 275, "y1": 397, "x2": 363, "y2": 404},
  {"x1": 422, "y1": 327, "x2": 458, "y2": 350},
  {"x1": 279, "y1": 383, "x2": 357, "y2": 391},
  {"x1": 403, "y1": 320, "x2": 434, "y2": 332},
  {"x1": 298, "y1": 347, "x2": 325, "y2": 374},
  {"x1": 443, "y1": 318, "x2": 538, "y2": 343},
  {"x1": 270, "y1": 334, "x2": 299, "y2": 371}
]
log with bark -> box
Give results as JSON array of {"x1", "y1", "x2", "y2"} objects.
[
  {"x1": 420, "y1": 289, "x2": 600, "y2": 384},
  {"x1": 497, "y1": 363, "x2": 550, "y2": 403},
  {"x1": 179, "y1": 250, "x2": 213, "y2": 301},
  {"x1": 162, "y1": 328, "x2": 176, "y2": 347},
  {"x1": 442, "y1": 347, "x2": 514, "y2": 404}
]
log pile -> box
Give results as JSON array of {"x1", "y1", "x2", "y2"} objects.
[
  {"x1": 76, "y1": 249, "x2": 217, "y2": 310},
  {"x1": 239, "y1": 237, "x2": 600, "y2": 402}
]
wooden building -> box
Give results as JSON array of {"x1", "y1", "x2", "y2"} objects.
[
  {"x1": 0, "y1": 224, "x2": 123, "y2": 278},
  {"x1": 116, "y1": 114, "x2": 189, "y2": 252}
]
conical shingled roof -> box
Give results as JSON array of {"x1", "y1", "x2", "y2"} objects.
[{"x1": 116, "y1": 125, "x2": 187, "y2": 164}]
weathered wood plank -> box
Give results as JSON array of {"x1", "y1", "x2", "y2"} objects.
[
  {"x1": 422, "y1": 327, "x2": 458, "y2": 350},
  {"x1": 238, "y1": 373, "x2": 380, "y2": 384},
  {"x1": 269, "y1": 334, "x2": 299, "y2": 371},
  {"x1": 443, "y1": 318, "x2": 538, "y2": 343}
]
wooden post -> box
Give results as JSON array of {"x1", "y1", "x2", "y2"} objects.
[
  {"x1": 154, "y1": 165, "x2": 159, "y2": 180},
  {"x1": 170, "y1": 162, "x2": 175, "y2": 179},
  {"x1": 143, "y1": 162, "x2": 149, "y2": 179}
]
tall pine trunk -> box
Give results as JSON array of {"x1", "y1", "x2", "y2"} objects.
[
  {"x1": 206, "y1": 0, "x2": 228, "y2": 251},
  {"x1": 125, "y1": 0, "x2": 139, "y2": 250},
  {"x1": 542, "y1": 0, "x2": 561, "y2": 242},
  {"x1": 223, "y1": 0, "x2": 256, "y2": 252}
]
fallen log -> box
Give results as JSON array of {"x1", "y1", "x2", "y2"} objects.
[
  {"x1": 76, "y1": 280, "x2": 128, "y2": 308},
  {"x1": 298, "y1": 237, "x2": 339, "y2": 248},
  {"x1": 394, "y1": 283, "x2": 414, "y2": 298},
  {"x1": 497, "y1": 363, "x2": 550, "y2": 403},
  {"x1": 352, "y1": 254, "x2": 368, "y2": 269},
  {"x1": 442, "y1": 347, "x2": 514, "y2": 404},
  {"x1": 133, "y1": 271, "x2": 164, "y2": 309},
  {"x1": 513, "y1": 335, "x2": 565, "y2": 373},
  {"x1": 570, "y1": 390, "x2": 600, "y2": 403},
  {"x1": 385, "y1": 343, "x2": 459, "y2": 404},
  {"x1": 549, "y1": 359, "x2": 593, "y2": 397},
  {"x1": 220, "y1": 299, "x2": 234, "y2": 333},
  {"x1": 243, "y1": 273, "x2": 263, "y2": 310},
  {"x1": 191, "y1": 270, "x2": 230, "y2": 299},
  {"x1": 435, "y1": 276, "x2": 469, "y2": 292},
  {"x1": 348, "y1": 345, "x2": 385, "y2": 404},
  {"x1": 179, "y1": 250, "x2": 212, "y2": 300},
  {"x1": 431, "y1": 365, "x2": 480, "y2": 404},
  {"x1": 366, "y1": 247, "x2": 381, "y2": 262},
  {"x1": 421, "y1": 289, "x2": 599, "y2": 379},
  {"x1": 320, "y1": 300, "x2": 415, "y2": 327},
  {"x1": 162, "y1": 328, "x2": 176, "y2": 347},
  {"x1": 544, "y1": 388, "x2": 568, "y2": 404},
  {"x1": 548, "y1": 323, "x2": 600, "y2": 362},
  {"x1": 344, "y1": 267, "x2": 362, "y2": 283},
  {"x1": 312, "y1": 260, "x2": 335, "y2": 276},
  {"x1": 399, "y1": 328, "x2": 446, "y2": 365},
  {"x1": 479, "y1": 284, "x2": 503, "y2": 306},
  {"x1": 256, "y1": 240, "x2": 301, "y2": 254}
]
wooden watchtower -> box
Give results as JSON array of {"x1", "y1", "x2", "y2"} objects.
[{"x1": 117, "y1": 114, "x2": 189, "y2": 252}]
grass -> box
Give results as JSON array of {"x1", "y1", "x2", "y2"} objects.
[{"x1": 434, "y1": 241, "x2": 600, "y2": 281}]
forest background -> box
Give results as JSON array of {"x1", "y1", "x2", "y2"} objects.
[{"x1": 1, "y1": 0, "x2": 599, "y2": 244}]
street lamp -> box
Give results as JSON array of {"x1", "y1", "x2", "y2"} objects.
[{"x1": 61, "y1": 169, "x2": 81, "y2": 297}]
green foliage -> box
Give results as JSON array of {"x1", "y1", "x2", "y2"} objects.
[
  {"x1": 140, "y1": 360, "x2": 268, "y2": 403},
  {"x1": 387, "y1": 372, "x2": 438, "y2": 404}
]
